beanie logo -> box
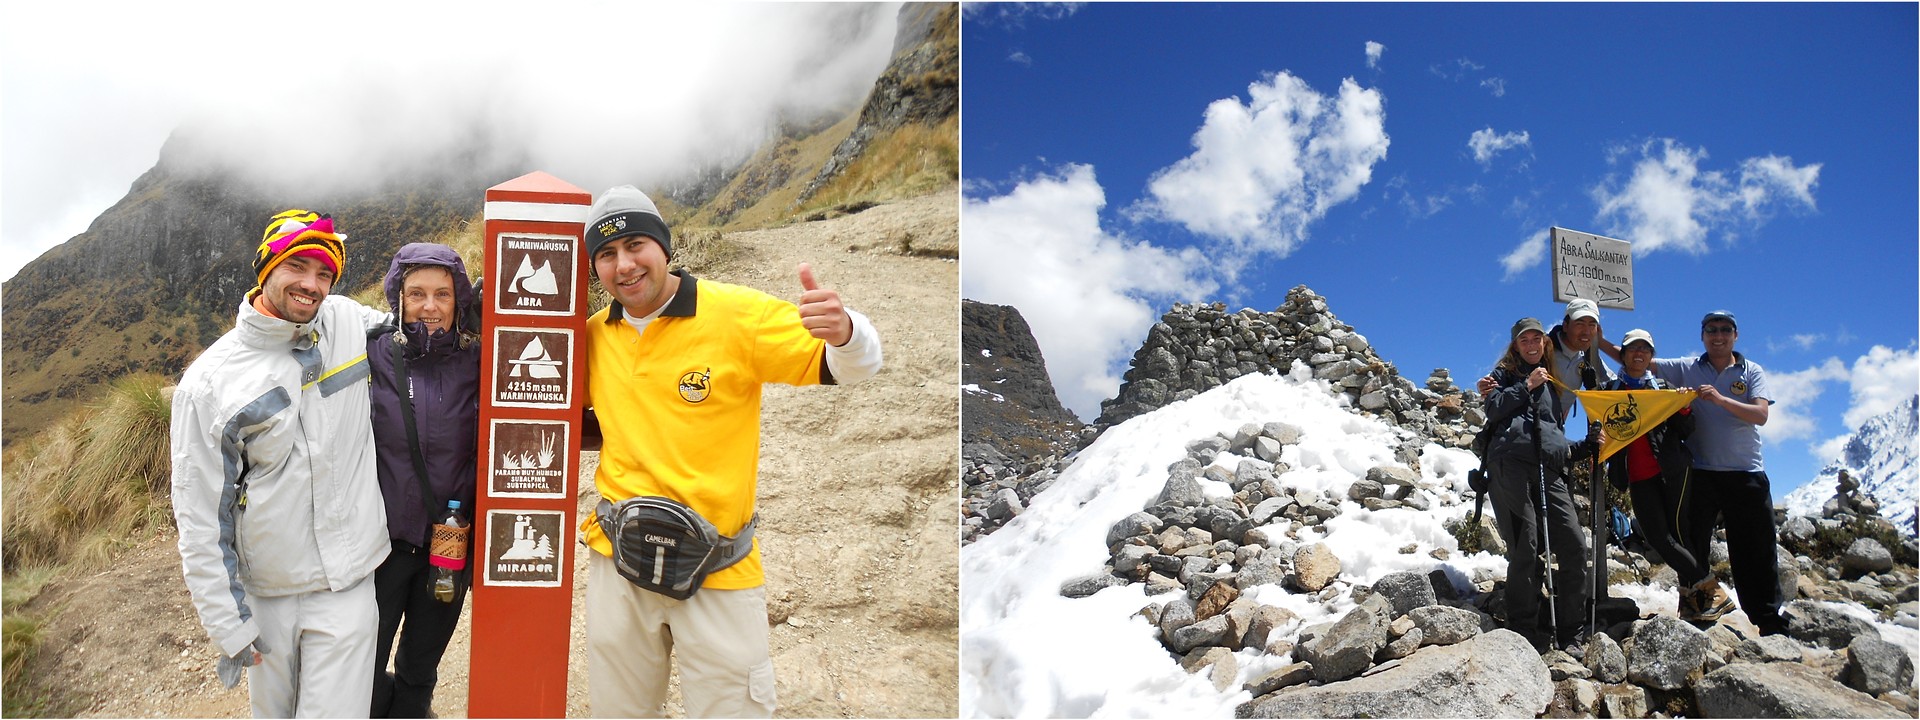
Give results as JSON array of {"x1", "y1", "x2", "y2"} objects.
[{"x1": 678, "y1": 368, "x2": 712, "y2": 404}]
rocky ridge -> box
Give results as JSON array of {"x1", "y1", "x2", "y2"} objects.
[
  {"x1": 1784, "y1": 394, "x2": 1919, "y2": 536},
  {"x1": 1052, "y1": 412, "x2": 1919, "y2": 718},
  {"x1": 959, "y1": 299, "x2": 1091, "y2": 545}
]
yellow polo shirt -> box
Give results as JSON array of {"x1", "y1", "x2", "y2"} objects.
[{"x1": 581, "y1": 272, "x2": 828, "y2": 589}]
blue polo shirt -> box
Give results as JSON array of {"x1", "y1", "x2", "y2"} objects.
[{"x1": 1651, "y1": 352, "x2": 1771, "y2": 472}]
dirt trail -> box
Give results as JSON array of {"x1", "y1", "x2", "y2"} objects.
[{"x1": 18, "y1": 191, "x2": 959, "y2": 718}]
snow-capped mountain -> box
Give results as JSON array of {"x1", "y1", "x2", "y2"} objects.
[{"x1": 1783, "y1": 394, "x2": 1919, "y2": 533}]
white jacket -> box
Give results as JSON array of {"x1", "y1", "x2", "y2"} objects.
[{"x1": 171, "y1": 294, "x2": 391, "y2": 657}]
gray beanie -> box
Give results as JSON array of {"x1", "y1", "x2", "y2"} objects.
[{"x1": 586, "y1": 185, "x2": 672, "y2": 263}]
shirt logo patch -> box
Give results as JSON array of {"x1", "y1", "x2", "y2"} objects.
[
  {"x1": 678, "y1": 368, "x2": 712, "y2": 404},
  {"x1": 1730, "y1": 380, "x2": 1748, "y2": 396}
]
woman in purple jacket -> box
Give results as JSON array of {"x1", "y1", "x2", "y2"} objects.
[{"x1": 366, "y1": 243, "x2": 481, "y2": 718}]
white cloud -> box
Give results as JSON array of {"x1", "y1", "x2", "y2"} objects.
[
  {"x1": 964, "y1": 2, "x2": 1082, "y2": 25},
  {"x1": 1136, "y1": 71, "x2": 1388, "y2": 258},
  {"x1": 1009, "y1": 50, "x2": 1033, "y2": 66},
  {"x1": 962, "y1": 164, "x2": 1217, "y2": 421},
  {"x1": 1792, "y1": 333, "x2": 1825, "y2": 350},
  {"x1": 1, "y1": 1, "x2": 901, "y2": 280},
  {"x1": 1590, "y1": 139, "x2": 1821, "y2": 255},
  {"x1": 1500, "y1": 228, "x2": 1550, "y2": 281},
  {"x1": 1760, "y1": 357, "x2": 1849, "y2": 443},
  {"x1": 1365, "y1": 41, "x2": 1385, "y2": 69},
  {"x1": 1468, "y1": 127, "x2": 1531, "y2": 167},
  {"x1": 1480, "y1": 77, "x2": 1507, "y2": 97},
  {"x1": 1839, "y1": 345, "x2": 1919, "y2": 429}
]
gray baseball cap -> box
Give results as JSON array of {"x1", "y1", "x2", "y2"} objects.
[{"x1": 1621, "y1": 328, "x2": 1656, "y2": 353}]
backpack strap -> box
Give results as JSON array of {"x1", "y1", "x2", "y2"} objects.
[{"x1": 391, "y1": 337, "x2": 441, "y2": 544}]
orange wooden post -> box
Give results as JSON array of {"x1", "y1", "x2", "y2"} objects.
[{"x1": 469, "y1": 171, "x2": 591, "y2": 717}]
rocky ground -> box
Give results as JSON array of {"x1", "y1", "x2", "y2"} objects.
[
  {"x1": 1075, "y1": 421, "x2": 1920, "y2": 718},
  {"x1": 12, "y1": 190, "x2": 959, "y2": 718}
]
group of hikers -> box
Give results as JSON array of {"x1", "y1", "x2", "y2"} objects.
[
  {"x1": 1475, "y1": 298, "x2": 1786, "y2": 653},
  {"x1": 169, "y1": 187, "x2": 882, "y2": 718}
]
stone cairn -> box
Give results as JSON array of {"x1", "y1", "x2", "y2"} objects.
[
  {"x1": 1096, "y1": 285, "x2": 1487, "y2": 450},
  {"x1": 1056, "y1": 423, "x2": 1917, "y2": 717}
]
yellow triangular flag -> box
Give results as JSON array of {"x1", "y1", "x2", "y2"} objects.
[{"x1": 1570, "y1": 388, "x2": 1697, "y2": 463}]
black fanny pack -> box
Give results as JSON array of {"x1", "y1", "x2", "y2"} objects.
[{"x1": 595, "y1": 496, "x2": 755, "y2": 600}]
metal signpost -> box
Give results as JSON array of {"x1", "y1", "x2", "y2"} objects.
[
  {"x1": 1550, "y1": 226, "x2": 1635, "y2": 310},
  {"x1": 469, "y1": 171, "x2": 591, "y2": 718}
]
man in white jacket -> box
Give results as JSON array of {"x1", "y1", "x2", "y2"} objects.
[{"x1": 171, "y1": 210, "x2": 391, "y2": 717}]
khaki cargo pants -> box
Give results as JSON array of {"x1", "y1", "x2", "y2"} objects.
[{"x1": 585, "y1": 550, "x2": 776, "y2": 718}]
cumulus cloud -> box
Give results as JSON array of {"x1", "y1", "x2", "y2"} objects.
[
  {"x1": 1590, "y1": 139, "x2": 1821, "y2": 255},
  {"x1": 1468, "y1": 127, "x2": 1531, "y2": 167},
  {"x1": 1760, "y1": 358, "x2": 1850, "y2": 444},
  {"x1": 1839, "y1": 345, "x2": 1920, "y2": 429},
  {"x1": 962, "y1": 164, "x2": 1216, "y2": 420},
  {"x1": 1480, "y1": 77, "x2": 1507, "y2": 97},
  {"x1": 1365, "y1": 41, "x2": 1385, "y2": 69},
  {"x1": 1009, "y1": 50, "x2": 1033, "y2": 66},
  {"x1": 1500, "y1": 228, "x2": 1550, "y2": 281},
  {"x1": 1135, "y1": 71, "x2": 1389, "y2": 258}
]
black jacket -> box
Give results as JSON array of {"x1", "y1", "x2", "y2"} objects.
[{"x1": 1484, "y1": 364, "x2": 1571, "y2": 466}]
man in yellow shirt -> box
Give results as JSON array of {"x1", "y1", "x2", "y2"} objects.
[{"x1": 579, "y1": 185, "x2": 882, "y2": 718}]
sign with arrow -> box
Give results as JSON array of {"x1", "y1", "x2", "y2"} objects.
[{"x1": 1550, "y1": 226, "x2": 1635, "y2": 310}]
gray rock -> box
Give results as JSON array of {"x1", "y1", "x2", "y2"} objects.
[
  {"x1": 1231, "y1": 423, "x2": 1262, "y2": 452},
  {"x1": 1584, "y1": 631, "x2": 1627, "y2": 683},
  {"x1": 1781, "y1": 515, "x2": 1816, "y2": 542},
  {"x1": 1776, "y1": 546, "x2": 1800, "y2": 603},
  {"x1": 1181, "y1": 646, "x2": 1239, "y2": 692},
  {"x1": 1785, "y1": 599, "x2": 1883, "y2": 649},
  {"x1": 1186, "y1": 436, "x2": 1230, "y2": 456},
  {"x1": 1107, "y1": 512, "x2": 1162, "y2": 547},
  {"x1": 1735, "y1": 634, "x2": 1804, "y2": 663},
  {"x1": 1299, "y1": 605, "x2": 1390, "y2": 683},
  {"x1": 986, "y1": 489, "x2": 1024, "y2": 521},
  {"x1": 1234, "y1": 459, "x2": 1275, "y2": 489},
  {"x1": 1843, "y1": 538, "x2": 1896, "y2": 574},
  {"x1": 1548, "y1": 678, "x2": 1600, "y2": 718},
  {"x1": 1627, "y1": 615, "x2": 1711, "y2": 691},
  {"x1": 1159, "y1": 596, "x2": 1198, "y2": 637},
  {"x1": 1263, "y1": 422, "x2": 1304, "y2": 446},
  {"x1": 1113, "y1": 544, "x2": 1155, "y2": 576},
  {"x1": 1169, "y1": 614, "x2": 1233, "y2": 654},
  {"x1": 1292, "y1": 543, "x2": 1343, "y2": 592},
  {"x1": 1373, "y1": 570, "x2": 1438, "y2": 617},
  {"x1": 1400, "y1": 491, "x2": 1431, "y2": 511},
  {"x1": 1378, "y1": 627, "x2": 1424, "y2": 661},
  {"x1": 1346, "y1": 478, "x2": 1384, "y2": 501},
  {"x1": 1408, "y1": 605, "x2": 1482, "y2": 646},
  {"x1": 1250, "y1": 497, "x2": 1290, "y2": 525},
  {"x1": 1599, "y1": 683, "x2": 1649, "y2": 719},
  {"x1": 1543, "y1": 650, "x2": 1591, "y2": 681},
  {"x1": 1254, "y1": 436, "x2": 1283, "y2": 462},
  {"x1": 1243, "y1": 605, "x2": 1297, "y2": 652},
  {"x1": 1244, "y1": 661, "x2": 1315, "y2": 697},
  {"x1": 1845, "y1": 635, "x2": 1915, "y2": 697},
  {"x1": 1366, "y1": 465, "x2": 1419, "y2": 488},
  {"x1": 1238, "y1": 629, "x2": 1551, "y2": 719},
  {"x1": 1202, "y1": 464, "x2": 1236, "y2": 486},
  {"x1": 1059, "y1": 572, "x2": 1127, "y2": 599},
  {"x1": 1236, "y1": 552, "x2": 1288, "y2": 590},
  {"x1": 1157, "y1": 471, "x2": 1205, "y2": 507},
  {"x1": 1694, "y1": 661, "x2": 1906, "y2": 718}
]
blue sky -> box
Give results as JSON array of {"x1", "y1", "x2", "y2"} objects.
[{"x1": 960, "y1": 2, "x2": 1919, "y2": 502}]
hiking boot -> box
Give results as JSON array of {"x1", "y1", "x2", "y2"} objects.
[
  {"x1": 1676, "y1": 585, "x2": 1701, "y2": 621},
  {"x1": 1691, "y1": 578, "x2": 1735, "y2": 623}
]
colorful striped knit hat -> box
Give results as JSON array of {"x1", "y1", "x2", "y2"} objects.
[{"x1": 254, "y1": 209, "x2": 345, "y2": 287}]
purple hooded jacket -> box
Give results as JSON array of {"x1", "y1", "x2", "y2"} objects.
[{"x1": 368, "y1": 243, "x2": 480, "y2": 547}]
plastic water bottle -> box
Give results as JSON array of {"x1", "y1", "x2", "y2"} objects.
[{"x1": 429, "y1": 500, "x2": 469, "y2": 603}]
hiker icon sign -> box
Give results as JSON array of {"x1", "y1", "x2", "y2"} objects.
[
  {"x1": 492, "y1": 327, "x2": 573, "y2": 409},
  {"x1": 494, "y1": 233, "x2": 577, "y2": 316},
  {"x1": 483, "y1": 509, "x2": 566, "y2": 587}
]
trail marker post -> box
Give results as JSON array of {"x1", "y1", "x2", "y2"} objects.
[
  {"x1": 469, "y1": 171, "x2": 591, "y2": 718},
  {"x1": 1551, "y1": 226, "x2": 1635, "y2": 310}
]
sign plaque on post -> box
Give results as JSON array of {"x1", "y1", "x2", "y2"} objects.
[
  {"x1": 1550, "y1": 226, "x2": 1636, "y2": 310},
  {"x1": 470, "y1": 171, "x2": 591, "y2": 718}
]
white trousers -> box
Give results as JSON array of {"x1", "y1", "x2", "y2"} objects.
[
  {"x1": 586, "y1": 551, "x2": 776, "y2": 718},
  {"x1": 245, "y1": 574, "x2": 378, "y2": 718}
]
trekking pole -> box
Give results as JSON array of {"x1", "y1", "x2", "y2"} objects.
[
  {"x1": 1588, "y1": 420, "x2": 1605, "y2": 634},
  {"x1": 1530, "y1": 403, "x2": 1557, "y2": 642}
]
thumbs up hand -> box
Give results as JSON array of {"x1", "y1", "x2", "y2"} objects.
[{"x1": 797, "y1": 262, "x2": 852, "y2": 346}]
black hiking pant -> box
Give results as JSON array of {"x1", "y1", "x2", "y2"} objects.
[
  {"x1": 371, "y1": 539, "x2": 469, "y2": 718},
  {"x1": 1683, "y1": 469, "x2": 1786, "y2": 633},
  {"x1": 1629, "y1": 475, "x2": 1707, "y2": 586},
  {"x1": 1490, "y1": 454, "x2": 1589, "y2": 642}
]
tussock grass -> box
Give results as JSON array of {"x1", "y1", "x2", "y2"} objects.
[
  {"x1": 2, "y1": 373, "x2": 174, "y2": 574},
  {"x1": 800, "y1": 117, "x2": 957, "y2": 216}
]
